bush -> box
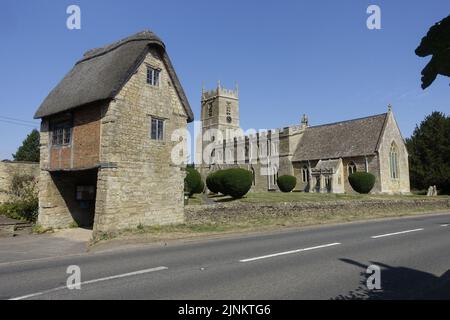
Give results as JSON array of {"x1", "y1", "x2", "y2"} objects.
[
  {"x1": 219, "y1": 168, "x2": 253, "y2": 199},
  {"x1": 206, "y1": 171, "x2": 220, "y2": 194},
  {"x1": 277, "y1": 175, "x2": 297, "y2": 192},
  {"x1": 0, "y1": 173, "x2": 39, "y2": 222},
  {"x1": 184, "y1": 167, "x2": 204, "y2": 197},
  {"x1": 348, "y1": 172, "x2": 376, "y2": 194},
  {"x1": 0, "y1": 199, "x2": 38, "y2": 222}
]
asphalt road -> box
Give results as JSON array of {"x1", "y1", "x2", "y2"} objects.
[{"x1": 1, "y1": 212, "x2": 449, "y2": 300}]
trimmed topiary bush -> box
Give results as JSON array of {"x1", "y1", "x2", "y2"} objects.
[
  {"x1": 207, "y1": 170, "x2": 228, "y2": 195},
  {"x1": 220, "y1": 168, "x2": 253, "y2": 199},
  {"x1": 206, "y1": 171, "x2": 220, "y2": 194},
  {"x1": 277, "y1": 175, "x2": 297, "y2": 192},
  {"x1": 184, "y1": 167, "x2": 204, "y2": 197},
  {"x1": 348, "y1": 172, "x2": 376, "y2": 194}
]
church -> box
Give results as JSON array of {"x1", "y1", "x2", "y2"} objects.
[{"x1": 197, "y1": 83, "x2": 410, "y2": 194}]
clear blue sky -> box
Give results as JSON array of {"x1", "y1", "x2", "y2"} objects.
[{"x1": 0, "y1": 0, "x2": 448, "y2": 160}]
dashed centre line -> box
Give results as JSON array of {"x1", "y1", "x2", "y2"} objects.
[
  {"x1": 371, "y1": 228, "x2": 424, "y2": 239},
  {"x1": 9, "y1": 266, "x2": 168, "y2": 300},
  {"x1": 239, "y1": 242, "x2": 341, "y2": 263}
]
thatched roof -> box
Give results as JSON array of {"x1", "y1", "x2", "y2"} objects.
[
  {"x1": 292, "y1": 113, "x2": 388, "y2": 162},
  {"x1": 34, "y1": 30, "x2": 194, "y2": 122}
]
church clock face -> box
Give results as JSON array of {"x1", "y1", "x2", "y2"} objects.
[{"x1": 227, "y1": 116, "x2": 232, "y2": 123}]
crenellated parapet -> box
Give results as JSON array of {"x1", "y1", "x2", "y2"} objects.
[{"x1": 201, "y1": 82, "x2": 239, "y2": 101}]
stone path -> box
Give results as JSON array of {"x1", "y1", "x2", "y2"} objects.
[{"x1": 0, "y1": 228, "x2": 92, "y2": 265}]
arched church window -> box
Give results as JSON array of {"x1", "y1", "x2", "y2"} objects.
[
  {"x1": 301, "y1": 166, "x2": 309, "y2": 183},
  {"x1": 348, "y1": 162, "x2": 357, "y2": 175},
  {"x1": 251, "y1": 167, "x2": 256, "y2": 186},
  {"x1": 271, "y1": 142, "x2": 279, "y2": 156},
  {"x1": 389, "y1": 142, "x2": 399, "y2": 179}
]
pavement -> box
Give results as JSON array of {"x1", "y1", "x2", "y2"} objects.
[
  {"x1": 0, "y1": 212, "x2": 449, "y2": 300},
  {"x1": 0, "y1": 228, "x2": 91, "y2": 264}
]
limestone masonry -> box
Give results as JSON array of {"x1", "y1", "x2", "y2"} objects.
[
  {"x1": 33, "y1": 29, "x2": 410, "y2": 233},
  {"x1": 0, "y1": 161, "x2": 39, "y2": 204},
  {"x1": 197, "y1": 83, "x2": 410, "y2": 195},
  {"x1": 34, "y1": 31, "x2": 193, "y2": 233}
]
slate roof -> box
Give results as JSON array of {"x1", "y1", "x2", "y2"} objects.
[
  {"x1": 292, "y1": 113, "x2": 388, "y2": 162},
  {"x1": 313, "y1": 159, "x2": 341, "y2": 171},
  {"x1": 34, "y1": 30, "x2": 194, "y2": 122}
]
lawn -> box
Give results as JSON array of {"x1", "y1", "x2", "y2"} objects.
[
  {"x1": 200, "y1": 192, "x2": 449, "y2": 204},
  {"x1": 91, "y1": 191, "x2": 449, "y2": 247}
]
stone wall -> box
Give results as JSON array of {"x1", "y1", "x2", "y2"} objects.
[
  {"x1": 377, "y1": 111, "x2": 410, "y2": 194},
  {"x1": 185, "y1": 198, "x2": 450, "y2": 224},
  {"x1": 0, "y1": 161, "x2": 39, "y2": 204},
  {"x1": 94, "y1": 48, "x2": 188, "y2": 233}
]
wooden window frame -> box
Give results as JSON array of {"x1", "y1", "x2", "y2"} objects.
[
  {"x1": 150, "y1": 117, "x2": 165, "y2": 141},
  {"x1": 146, "y1": 65, "x2": 161, "y2": 87},
  {"x1": 51, "y1": 121, "x2": 72, "y2": 147}
]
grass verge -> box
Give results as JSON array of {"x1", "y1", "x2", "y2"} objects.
[{"x1": 90, "y1": 205, "x2": 449, "y2": 249}]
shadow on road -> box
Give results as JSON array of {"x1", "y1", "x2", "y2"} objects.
[{"x1": 334, "y1": 258, "x2": 450, "y2": 300}]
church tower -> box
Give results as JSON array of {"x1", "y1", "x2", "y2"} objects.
[{"x1": 201, "y1": 81, "x2": 240, "y2": 142}]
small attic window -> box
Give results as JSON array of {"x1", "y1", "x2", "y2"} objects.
[{"x1": 147, "y1": 66, "x2": 160, "y2": 87}]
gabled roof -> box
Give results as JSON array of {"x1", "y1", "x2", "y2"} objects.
[
  {"x1": 313, "y1": 159, "x2": 341, "y2": 171},
  {"x1": 292, "y1": 113, "x2": 388, "y2": 162},
  {"x1": 34, "y1": 30, "x2": 194, "y2": 122}
]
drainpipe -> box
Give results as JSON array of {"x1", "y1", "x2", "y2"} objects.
[{"x1": 365, "y1": 156, "x2": 369, "y2": 173}]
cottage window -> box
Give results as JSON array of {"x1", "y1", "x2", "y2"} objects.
[
  {"x1": 389, "y1": 142, "x2": 399, "y2": 179},
  {"x1": 147, "y1": 66, "x2": 160, "y2": 86},
  {"x1": 51, "y1": 122, "x2": 71, "y2": 146},
  {"x1": 348, "y1": 162, "x2": 357, "y2": 175},
  {"x1": 150, "y1": 117, "x2": 164, "y2": 140}
]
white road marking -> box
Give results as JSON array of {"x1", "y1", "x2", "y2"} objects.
[
  {"x1": 9, "y1": 266, "x2": 168, "y2": 300},
  {"x1": 371, "y1": 228, "x2": 424, "y2": 239},
  {"x1": 239, "y1": 242, "x2": 341, "y2": 263},
  {"x1": 441, "y1": 224, "x2": 449, "y2": 227}
]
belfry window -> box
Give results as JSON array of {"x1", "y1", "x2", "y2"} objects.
[
  {"x1": 208, "y1": 103, "x2": 213, "y2": 117},
  {"x1": 226, "y1": 105, "x2": 231, "y2": 116},
  {"x1": 389, "y1": 142, "x2": 399, "y2": 179}
]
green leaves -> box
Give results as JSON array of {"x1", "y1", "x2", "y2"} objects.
[
  {"x1": 12, "y1": 129, "x2": 40, "y2": 162},
  {"x1": 277, "y1": 175, "x2": 297, "y2": 193},
  {"x1": 348, "y1": 172, "x2": 376, "y2": 194},
  {"x1": 415, "y1": 15, "x2": 450, "y2": 89},
  {"x1": 406, "y1": 112, "x2": 450, "y2": 194}
]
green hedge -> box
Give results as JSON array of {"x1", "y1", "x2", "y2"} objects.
[
  {"x1": 348, "y1": 172, "x2": 376, "y2": 194},
  {"x1": 184, "y1": 167, "x2": 204, "y2": 197},
  {"x1": 277, "y1": 175, "x2": 297, "y2": 192}
]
